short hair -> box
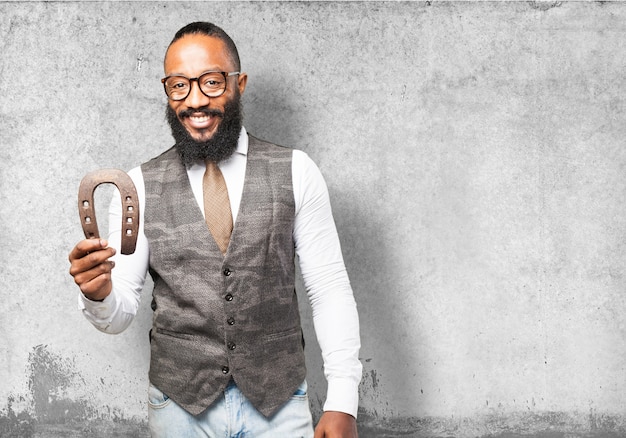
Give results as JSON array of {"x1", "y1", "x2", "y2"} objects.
[{"x1": 169, "y1": 22, "x2": 241, "y2": 71}]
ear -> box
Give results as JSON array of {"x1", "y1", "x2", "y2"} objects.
[{"x1": 237, "y1": 72, "x2": 248, "y2": 95}]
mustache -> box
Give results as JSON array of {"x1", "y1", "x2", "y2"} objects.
[{"x1": 178, "y1": 106, "x2": 224, "y2": 119}]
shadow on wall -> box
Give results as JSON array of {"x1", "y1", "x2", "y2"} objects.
[
  {"x1": 244, "y1": 67, "x2": 430, "y2": 436},
  {"x1": 242, "y1": 68, "x2": 313, "y2": 149},
  {"x1": 329, "y1": 185, "x2": 424, "y2": 437},
  {"x1": 243, "y1": 70, "x2": 416, "y2": 431},
  {"x1": 244, "y1": 72, "x2": 333, "y2": 420}
]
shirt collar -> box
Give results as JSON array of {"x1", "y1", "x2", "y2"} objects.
[
  {"x1": 185, "y1": 126, "x2": 248, "y2": 171},
  {"x1": 235, "y1": 126, "x2": 248, "y2": 156}
]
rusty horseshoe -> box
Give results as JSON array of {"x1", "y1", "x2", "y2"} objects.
[{"x1": 78, "y1": 169, "x2": 140, "y2": 255}]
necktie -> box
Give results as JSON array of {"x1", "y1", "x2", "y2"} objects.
[{"x1": 203, "y1": 161, "x2": 233, "y2": 255}]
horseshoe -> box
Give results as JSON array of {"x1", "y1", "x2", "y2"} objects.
[{"x1": 78, "y1": 169, "x2": 140, "y2": 255}]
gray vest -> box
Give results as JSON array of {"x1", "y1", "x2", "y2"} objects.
[{"x1": 141, "y1": 135, "x2": 306, "y2": 417}]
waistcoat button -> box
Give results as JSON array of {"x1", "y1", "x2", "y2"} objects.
[
  {"x1": 227, "y1": 317, "x2": 235, "y2": 325},
  {"x1": 222, "y1": 366, "x2": 229, "y2": 374},
  {"x1": 223, "y1": 268, "x2": 232, "y2": 276},
  {"x1": 227, "y1": 342, "x2": 236, "y2": 350},
  {"x1": 225, "y1": 293, "x2": 233, "y2": 301}
]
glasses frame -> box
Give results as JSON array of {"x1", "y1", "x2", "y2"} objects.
[{"x1": 161, "y1": 71, "x2": 240, "y2": 101}]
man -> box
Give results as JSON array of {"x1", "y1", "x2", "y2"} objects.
[{"x1": 69, "y1": 22, "x2": 361, "y2": 437}]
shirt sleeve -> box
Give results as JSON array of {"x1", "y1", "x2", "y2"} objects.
[
  {"x1": 292, "y1": 150, "x2": 362, "y2": 418},
  {"x1": 77, "y1": 166, "x2": 149, "y2": 334}
]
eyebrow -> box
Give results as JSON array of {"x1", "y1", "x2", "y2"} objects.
[{"x1": 164, "y1": 69, "x2": 230, "y2": 78}]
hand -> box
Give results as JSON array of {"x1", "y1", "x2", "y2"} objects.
[
  {"x1": 68, "y1": 238, "x2": 116, "y2": 301},
  {"x1": 314, "y1": 411, "x2": 358, "y2": 438}
]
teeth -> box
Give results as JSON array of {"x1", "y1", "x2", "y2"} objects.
[{"x1": 190, "y1": 115, "x2": 209, "y2": 122}]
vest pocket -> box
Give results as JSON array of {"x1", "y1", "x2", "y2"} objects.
[
  {"x1": 155, "y1": 327, "x2": 197, "y2": 341},
  {"x1": 258, "y1": 326, "x2": 305, "y2": 358},
  {"x1": 264, "y1": 325, "x2": 300, "y2": 341}
]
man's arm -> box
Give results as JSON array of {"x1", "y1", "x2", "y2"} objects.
[
  {"x1": 292, "y1": 150, "x2": 362, "y2": 432},
  {"x1": 74, "y1": 167, "x2": 149, "y2": 334}
]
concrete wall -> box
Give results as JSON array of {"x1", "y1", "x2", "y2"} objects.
[{"x1": 2, "y1": 1, "x2": 626, "y2": 437}]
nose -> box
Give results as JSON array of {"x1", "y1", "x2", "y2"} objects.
[{"x1": 185, "y1": 79, "x2": 210, "y2": 109}]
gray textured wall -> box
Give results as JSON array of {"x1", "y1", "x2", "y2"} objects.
[{"x1": 2, "y1": 2, "x2": 626, "y2": 437}]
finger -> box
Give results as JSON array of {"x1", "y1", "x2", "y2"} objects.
[
  {"x1": 72, "y1": 260, "x2": 116, "y2": 287},
  {"x1": 313, "y1": 425, "x2": 324, "y2": 438},
  {"x1": 68, "y1": 238, "x2": 111, "y2": 262},
  {"x1": 78, "y1": 271, "x2": 114, "y2": 299},
  {"x1": 69, "y1": 241, "x2": 116, "y2": 277},
  {"x1": 69, "y1": 251, "x2": 116, "y2": 279}
]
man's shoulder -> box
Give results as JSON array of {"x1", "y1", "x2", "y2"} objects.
[
  {"x1": 248, "y1": 133, "x2": 293, "y2": 150},
  {"x1": 247, "y1": 135, "x2": 298, "y2": 162},
  {"x1": 141, "y1": 146, "x2": 179, "y2": 169}
]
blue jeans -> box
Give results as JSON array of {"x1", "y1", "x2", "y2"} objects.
[{"x1": 148, "y1": 379, "x2": 314, "y2": 438}]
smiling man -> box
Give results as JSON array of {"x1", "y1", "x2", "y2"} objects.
[{"x1": 68, "y1": 22, "x2": 361, "y2": 437}]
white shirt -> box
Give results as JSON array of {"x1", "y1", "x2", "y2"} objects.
[{"x1": 78, "y1": 128, "x2": 362, "y2": 417}]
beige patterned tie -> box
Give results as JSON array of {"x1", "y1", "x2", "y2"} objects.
[{"x1": 203, "y1": 161, "x2": 233, "y2": 254}]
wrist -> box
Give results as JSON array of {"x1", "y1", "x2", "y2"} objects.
[
  {"x1": 84, "y1": 294, "x2": 105, "y2": 302},
  {"x1": 81, "y1": 283, "x2": 112, "y2": 302}
]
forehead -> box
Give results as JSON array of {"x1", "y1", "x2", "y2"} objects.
[{"x1": 164, "y1": 34, "x2": 233, "y2": 76}]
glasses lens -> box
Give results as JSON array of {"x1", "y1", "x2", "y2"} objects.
[
  {"x1": 199, "y1": 72, "x2": 227, "y2": 97},
  {"x1": 164, "y1": 76, "x2": 190, "y2": 101}
]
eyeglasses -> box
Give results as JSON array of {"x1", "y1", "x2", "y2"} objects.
[{"x1": 161, "y1": 71, "x2": 240, "y2": 101}]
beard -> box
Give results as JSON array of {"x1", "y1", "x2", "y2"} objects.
[{"x1": 166, "y1": 94, "x2": 243, "y2": 166}]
